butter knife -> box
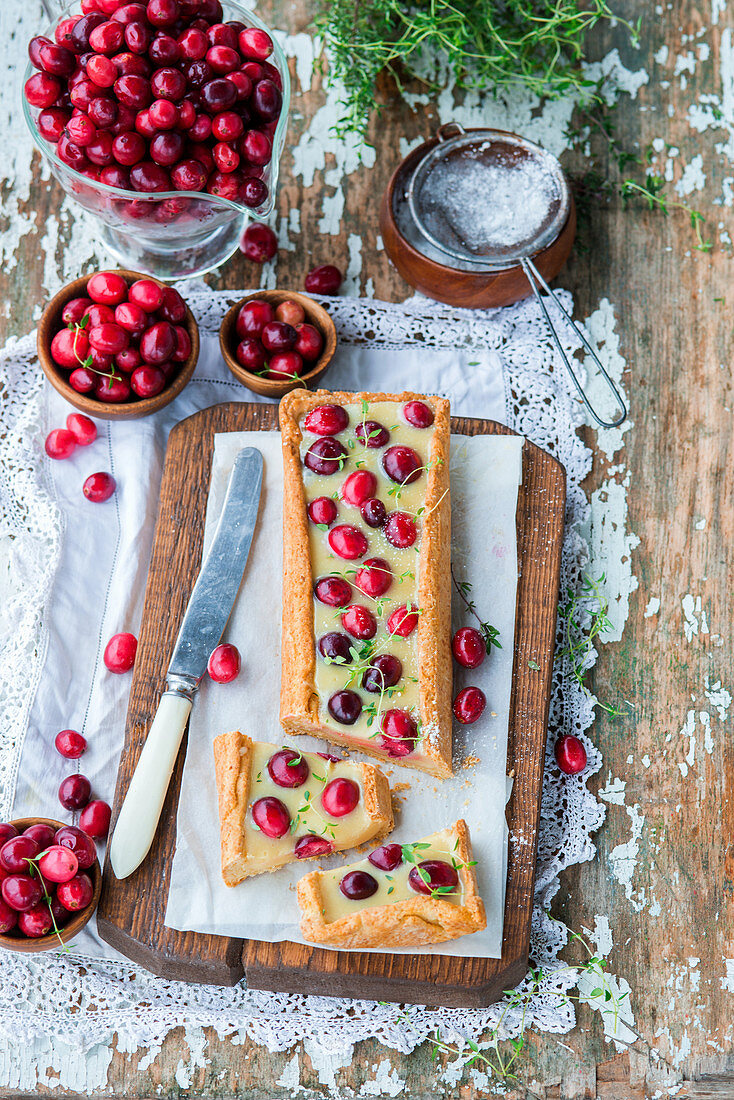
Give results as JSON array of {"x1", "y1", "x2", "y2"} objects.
[{"x1": 109, "y1": 446, "x2": 264, "y2": 880}]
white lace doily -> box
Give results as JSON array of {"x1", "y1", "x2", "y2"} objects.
[{"x1": 0, "y1": 290, "x2": 604, "y2": 1055}]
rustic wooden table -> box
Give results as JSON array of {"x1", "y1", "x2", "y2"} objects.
[{"x1": 2, "y1": 0, "x2": 733, "y2": 1096}]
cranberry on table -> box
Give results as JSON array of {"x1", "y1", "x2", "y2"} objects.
[
  {"x1": 362, "y1": 654, "x2": 402, "y2": 694},
  {"x1": 387, "y1": 604, "x2": 419, "y2": 637},
  {"x1": 379, "y1": 709, "x2": 418, "y2": 757},
  {"x1": 304, "y1": 437, "x2": 347, "y2": 476},
  {"x1": 79, "y1": 799, "x2": 112, "y2": 838},
  {"x1": 236, "y1": 299, "x2": 274, "y2": 339},
  {"x1": 275, "y1": 300, "x2": 305, "y2": 326},
  {"x1": 1, "y1": 874, "x2": 43, "y2": 913},
  {"x1": 59, "y1": 774, "x2": 92, "y2": 812},
  {"x1": 55, "y1": 729, "x2": 87, "y2": 759},
  {"x1": 267, "y1": 749, "x2": 309, "y2": 789},
  {"x1": 341, "y1": 470, "x2": 377, "y2": 507},
  {"x1": 103, "y1": 631, "x2": 137, "y2": 672},
  {"x1": 303, "y1": 404, "x2": 348, "y2": 436},
  {"x1": 22, "y1": 823, "x2": 56, "y2": 850},
  {"x1": 293, "y1": 323, "x2": 323, "y2": 362},
  {"x1": 0, "y1": 836, "x2": 40, "y2": 874},
  {"x1": 314, "y1": 575, "x2": 352, "y2": 607},
  {"x1": 57, "y1": 873, "x2": 94, "y2": 912},
  {"x1": 207, "y1": 642, "x2": 241, "y2": 683},
  {"x1": 360, "y1": 498, "x2": 387, "y2": 528},
  {"x1": 328, "y1": 524, "x2": 368, "y2": 560},
  {"x1": 328, "y1": 689, "x2": 362, "y2": 725},
  {"x1": 340, "y1": 870, "x2": 378, "y2": 901},
  {"x1": 37, "y1": 845, "x2": 79, "y2": 884},
  {"x1": 452, "y1": 627, "x2": 486, "y2": 670},
  {"x1": 54, "y1": 826, "x2": 96, "y2": 870},
  {"x1": 408, "y1": 859, "x2": 458, "y2": 896},
  {"x1": 251, "y1": 796, "x2": 290, "y2": 838},
  {"x1": 294, "y1": 835, "x2": 334, "y2": 859},
  {"x1": 308, "y1": 496, "x2": 338, "y2": 527},
  {"x1": 453, "y1": 686, "x2": 486, "y2": 725},
  {"x1": 554, "y1": 734, "x2": 587, "y2": 775},
  {"x1": 355, "y1": 419, "x2": 389, "y2": 448},
  {"x1": 66, "y1": 413, "x2": 97, "y2": 447},
  {"x1": 267, "y1": 351, "x2": 303, "y2": 381},
  {"x1": 383, "y1": 445, "x2": 423, "y2": 485},
  {"x1": 321, "y1": 777, "x2": 360, "y2": 817},
  {"x1": 240, "y1": 223, "x2": 277, "y2": 263},
  {"x1": 385, "y1": 511, "x2": 417, "y2": 549},
  {"x1": 368, "y1": 843, "x2": 403, "y2": 872},
  {"x1": 45, "y1": 429, "x2": 76, "y2": 461},
  {"x1": 341, "y1": 604, "x2": 377, "y2": 640},
  {"x1": 318, "y1": 632, "x2": 353, "y2": 663},
  {"x1": 305, "y1": 264, "x2": 343, "y2": 296},
  {"x1": 354, "y1": 557, "x2": 392, "y2": 598}
]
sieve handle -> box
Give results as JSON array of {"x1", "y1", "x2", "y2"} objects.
[
  {"x1": 520, "y1": 258, "x2": 628, "y2": 429},
  {"x1": 436, "y1": 121, "x2": 466, "y2": 143}
]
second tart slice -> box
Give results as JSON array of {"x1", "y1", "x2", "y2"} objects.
[{"x1": 213, "y1": 731, "x2": 393, "y2": 886}]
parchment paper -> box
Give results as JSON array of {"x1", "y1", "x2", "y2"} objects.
[{"x1": 165, "y1": 429, "x2": 522, "y2": 958}]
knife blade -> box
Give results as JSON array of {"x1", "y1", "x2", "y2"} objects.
[{"x1": 109, "y1": 446, "x2": 264, "y2": 880}]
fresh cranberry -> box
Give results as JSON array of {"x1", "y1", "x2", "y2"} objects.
[
  {"x1": 71, "y1": 14, "x2": 107, "y2": 54},
  {"x1": 353, "y1": 558, "x2": 392, "y2": 598},
  {"x1": 59, "y1": 773, "x2": 92, "y2": 812},
  {"x1": 360, "y1": 498, "x2": 387, "y2": 528},
  {"x1": 128, "y1": 278, "x2": 163, "y2": 312},
  {"x1": 207, "y1": 44, "x2": 240, "y2": 74},
  {"x1": 0, "y1": 825, "x2": 16, "y2": 848},
  {"x1": 54, "y1": 826, "x2": 96, "y2": 870},
  {"x1": 18, "y1": 903, "x2": 54, "y2": 938},
  {"x1": 305, "y1": 264, "x2": 343, "y2": 295},
  {"x1": 67, "y1": 114, "x2": 97, "y2": 147},
  {"x1": 178, "y1": 27, "x2": 207, "y2": 59},
  {"x1": 57, "y1": 873, "x2": 94, "y2": 912},
  {"x1": 554, "y1": 734, "x2": 587, "y2": 775},
  {"x1": 86, "y1": 302, "x2": 116, "y2": 327},
  {"x1": 131, "y1": 365, "x2": 166, "y2": 397},
  {"x1": 0, "y1": 836, "x2": 39, "y2": 874},
  {"x1": 251, "y1": 79, "x2": 281, "y2": 122},
  {"x1": 172, "y1": 327, "x2": 191, "y2": 362},
  {"x1": 0, "y1": 899, "x2": 17, "y2": 934},
  {"x1": 112, "y1": 4, "x2": 148, "y2": 24},
  {"x1": 95, "y1": 375, "x2": 131, "y2": 403},
  {"x1": 240, "y1": 223, "x2": 277, "y2": 263},
  {"x1": 453, "y1": 686, "x2": 486, "y2": 724},
  {"x1": 111, "y1": 130, "x2": 145, "y2": 165},
  {"x1": 240, "y1": 128, "x2": 271, "y2": 165},
  {"x1": 383, "y1": 445, "x2": 422, "y2": 485},
  {"x1": 147, "y1": 0, "x2": 180, "y2": 27},
  {"x1": 236, "y1": 299, "x2": 274, "y2": 338},
  {"x1": 225, "y1": 70, "x2": 252, "y2": 100},
  {"x1": 51, "y1": 327, "x2": 89, "y2": 369},
  {"x1": 88, "y1": 53, "x2": 119, "y2": 86},
  {"x1": 321, "y1": 777, "x2": 360, "y2": 817},
  {"x1": 452, "y1": 627, "x2": 485, "y2": 669},
  {"x1": 308, "y1": 496, "x2": 337, "y2": 526},
  {"x1": 294, "y1": 835, "x2": 334, "y2": 859},
  {"x1": 387, "y1": 605, "x2": 419, "y2": 637},
  {"x1": 200, "y1": 76, "x2": 237, "y2": 112},
  {"x1": 212, "y1": 110, "x2": 244, "y2": 142},
  {"x1": 328, "y1": 525, "x2": 368, "y2": 560},
  {"x1": 273, "y1": 302, "x2": 305, "y2": 329},
  {"x1": 45, "y1": 429, "x2": 76, "y2": 461},
  {"x1": 116, "y1": 348, "x2": 141, "y2": 373},
  {"x1": 328, "y1": 690, "x2": 362, "y2": 725},
  {"x1": 241, "y1": 176, "x2": 268, "y2": 207},
  {"x1": 70, "y1": 367, "x2": 97, "y2": 394},
  {"x1": 267, "y1": 352, "x2": 303, "y2": 381},
  {"x1": 150, "y1": 130, "x2": 185, "y2": 166},
  {"x1": 239, "y1": 26, "x2": 273, "y2": 61},
  {"x1": 40, "y1": 40, "x2": 77, "y2": 76},
  {"x1": 267, "y1": 749, "x2": 309, "y2": 789},
  {"x1": 87, "y1": 271, "x2": 127, "y2": 305},
  {"x1": 304, "y1": 438, "x2": 347, "y2": 476},
  {"x1": 25, "y1": 72, "x2": 62, "y2": 109},
  {"x1": 314, "y1": 576, "x2": 352, "y2": 607},
  {"x1": 113, "y1": 302, "x2": 146, "y2": 337},
  {"x1": 159, "y1": 287, "x2": 186, "y2": 323},
  {"x1": 64, "y1": 413, "x2": 97, "y2": 447},
  {"x1": 355, "y1": 419, "x2": 389, "y2": 448},
  {"x1": 208, "y1": 23, "x2": 238, "y2": 48},
  {"x1": 252, "y1": 796, "x2": 290, "y2": 838},
  {"x1": 261, "y1": 321, "x2": 296, "y2": 353},
  {"x1": 339, "y1": 870, "x2": 378, "y2": 900},
  {"x1": 61, "y1": 299, "x2": 91, "y2": 329},
  {"x1": 385, "y1": 512, "x2": 417, "y2": 548},
  {"x1": 318, "y1": 632, "x2": 352, "y2": 663},
  {"x1": 379, "y1": 709, "x2": 418, "y2": 757},
  {"x1": 1, "y1": 874, "x2": 43, "y2": 913},
  {"x1": 129, "y1": 160, "x2": 171, "y2": 191},
  {"x1": 408, "y1": 859, "x2": 458, "y2": 896},
  {"x1": 89, "y1": 322, "x2": 129, "y2": 355},
  {"x1": 103, "y1": 631, "x2": 137, "y2": 671},
  {"x1": 22, "y1": 823, "x2": 56, "y2": 850},
  {"x1": 303, "y1": 405, "x2": 347, "y2": 436},
  {"x1": 57, "y1": 132, "x2": 91, "y2": 171},
  {"x1": 140, "y1": 321, "x2": 175, "y2": 364},
  {"x1": 207, "y1": 642, "x2": 241, "y2": 683},
  {"x1": 86, "y1": 130, "x2": 117, "y2": 166},
  {"x1": 113, "y1": 50, "x2": 151, "y2": 77},
  {"x1": 37, "y1": 845, "x2": 79, "y2": 884},
  {"x1": 235, "y1": 338, "x2": 266, "y2": 373},
  {"x1": 341, "y1": 605, "x2": 377, "y2": 640},
  {"x1": 89, "y1": 20, "x2": 125, "y2": 54},
  {"x1": 55, "y1": 729, "x2": 87, "y2": 758},
  {"x1": 368, "y1": 843, "x2": 403, "y2": 871},
  {"x1": 29, "y1": 35, "x2": 53, "y2": 68},
  {"x1": 79, "y1": 799, "x2": 112, "y2": 838},
  {"x1": 38, "y1": 107, "x2": 71, "y2": 142},
  {"x1": 148, "y1": 98, "x2": 178, "y2": 130},
  {"x1": 340, "y1": 470, "x2": 377, "y2": 508},
  {"x1": 362, "y1": 654, "x2": 402, "y2": 693}
]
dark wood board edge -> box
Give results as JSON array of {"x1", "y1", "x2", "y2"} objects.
[{"x1": 97, "y1": 401, "x2": 565, "y2": 1005}]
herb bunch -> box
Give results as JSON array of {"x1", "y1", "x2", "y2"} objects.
[{"x1": 315, "y1": 0, "x2": 637, "y2": 140}]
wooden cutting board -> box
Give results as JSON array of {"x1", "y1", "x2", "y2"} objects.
[{"x1": 96, "y1": 401, "x2": 565, "y2": 1007}]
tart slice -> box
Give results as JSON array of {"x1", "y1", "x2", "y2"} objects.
[
  {"x1": 279, "y1": 388, "x2": 452, "y2": 779},
  {"x1": 297, "y1": 819, "x2": 485, "y2": 949},
  {"x1": 213, "y1": 731, "x2": 393, "y2": 886}
]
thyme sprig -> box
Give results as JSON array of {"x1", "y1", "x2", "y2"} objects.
[
  {"x1": 25, "y1": 856, "x2": 72, "y2": 954},
  {"x1": 66, "y1": 313, "x2": 120, "y2": 389},
  {"x1": 557, "y1": 572, "x2": 630, "y2": 717},
  {"x1": 450, "y1": 566, "x2": 502, "y2": 653}
]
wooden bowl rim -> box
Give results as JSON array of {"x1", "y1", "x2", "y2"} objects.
[
  {"x1": 0, "y1": 816, "x2": 102, "y2": 952},
  {"x1": 37, "y1": 269, "x2": 200, "y2": 421},
  {"x1": 219, "y1": 289, "x2": 337, "y2": 398},
  {"x1": 383, "y1": 127, "x2": 576, "y2": 279}
]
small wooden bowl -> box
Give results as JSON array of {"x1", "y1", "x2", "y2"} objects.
[
  {"x1": 37, "y1": 270, "x2": 199, "y2": 420},
  {"x1": 219, "y1": 289, "x2": 337, "y2": 398},
  {"x1": 0, "y1": 817, "x2": 102, "y2": 953}
]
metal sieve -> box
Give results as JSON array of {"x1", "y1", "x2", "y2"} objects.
[{"x1": 407, "y1": 123, "x2": 627, "y2": 429}]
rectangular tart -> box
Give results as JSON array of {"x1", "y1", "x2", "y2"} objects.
[
  {"x1": 213, "y1": 731, "x2": 393, "y2": 886},
  {"x1": 279, "y1": 389, "x2": 452, "y2": 778},
  {"x1": 297, "y1": 819, "x2": 486, "y2": 949}
]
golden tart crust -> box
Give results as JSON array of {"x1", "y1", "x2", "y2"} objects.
[{"x1": 278, "y1": 388, "x2": 452, "y2": 778}]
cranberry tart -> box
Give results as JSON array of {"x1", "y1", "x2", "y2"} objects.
[
  {"x1": 279, "y1": 389, "x2": 452, "y2": 778},
  {"x1": 213, "y1": 731, "x2": 393, "y2": 887},
  {"x1": 297, "y1": 819, "x2": 485, "y2": 948}
]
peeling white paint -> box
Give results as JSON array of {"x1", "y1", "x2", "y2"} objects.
[
  {"x1": 582, "y1": 299, "x2": 632, "y2": 460},
  {"x1": 303, "y1": 1040, "x2": 354, "y2": 1089},
  {"x1": 721, "y1": 958, "x2": 734, "y2": 992},
  {"x1": 359, "y1": 1059, "x2": 405, "y2": 1096},
  {"x1": 645, "y1": 597, "x2": 661, "y2": 618},
  {"x1": 705, "y1": 675, "x2": 731, "y2": 721},
  {"x1": 598, "y1": 775, "x2": 627, "y2": 806},
  {"x1": 608, "y1": 803, "x2": 647, "y2": 911},
  {"x1": 581, "y1": 477, "x2": 640, "y2": 642},
  {"x1": 682, "y1": 593, "x2": 709, "y2": 642},
  {"x1": 675, "y1": 153, "x2": 706, "y2": 195},
  {"x1": 577, "y1": 916, "x2": 637, "y2": 1052},
  {"x1": 276, "y1": 1054, "x2": 305, "y2": 1093}
]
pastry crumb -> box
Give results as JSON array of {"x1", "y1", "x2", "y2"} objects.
[
  {"x1": 393, "y1": 782, "x2": 412, "y2": 793},
  {"x1": 462, "y1": 754, "x2": 480, "y2": 769}
]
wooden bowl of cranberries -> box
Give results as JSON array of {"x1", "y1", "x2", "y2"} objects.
[
  {"x1": 219, "y1": 289, "x2": 337, "y2": 397},
  {"x1": 37, "y1": 269, "x2": 199, "y2": 420},
  {"x1": 0, "y1": 817, "x2": 102, "y2": 952}
]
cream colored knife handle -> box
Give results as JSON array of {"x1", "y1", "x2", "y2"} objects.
[{"x1": 108, "y1": 692, "x2": 193, "y2": 880}]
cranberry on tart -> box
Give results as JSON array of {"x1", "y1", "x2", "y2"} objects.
[
  {"x1": 279, "y1": 389, "x2": 452, "y2": 779},
  {"x1": 297, "y1": 819, "x2": 485, "y2": 948},
  {"x1": 213, "y1": 731, "x2": 393, "y2": 887}
]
